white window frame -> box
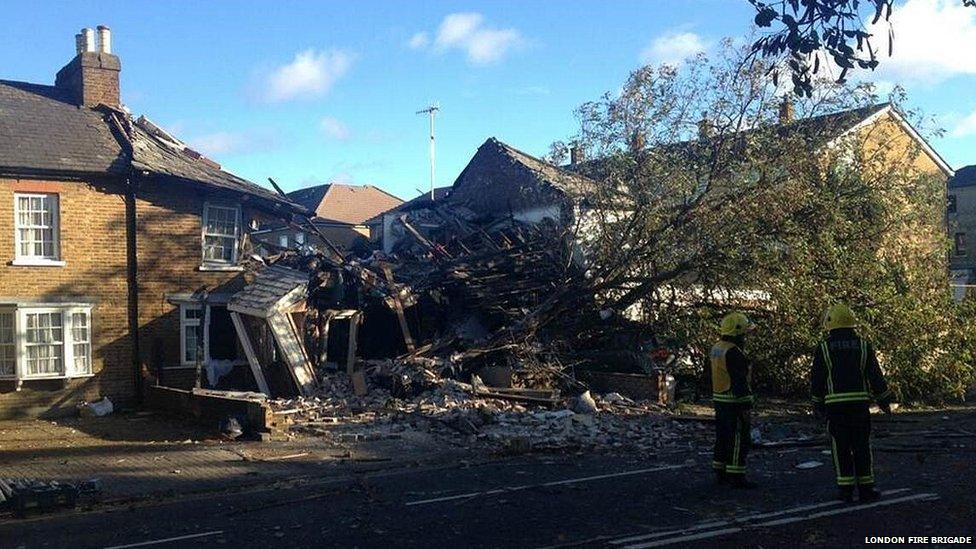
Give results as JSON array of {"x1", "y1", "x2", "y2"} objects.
[
  {"x1": 180, "y1": 303, "x2": 206, "y2": 367},
  {"x1": 200, "y1": 203, "x2": 242, "y2": 271},
  {"x1": 13, "y1": 193, "x2": 65, "y2": 267},
  {"x1": 0, "y1": 309, "x2": 15, "y2": 379},
  {"x1": 0, "y1": 305, "x2": 93, "y2": 385},
  {"x1": 177, "y1": 302, "x2": 245, "y2": 369}
]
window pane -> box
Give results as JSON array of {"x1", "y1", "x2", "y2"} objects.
[
  {"x1": 0, "y1": 312, "x2": 13, "y2": 377},
  {"x1": 15, "y1": 194, "x2": 59, "y2": 260}
]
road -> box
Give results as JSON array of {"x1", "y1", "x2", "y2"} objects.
[{"x1": 3, "y1": 410, "x2": 975, "y2": 548}]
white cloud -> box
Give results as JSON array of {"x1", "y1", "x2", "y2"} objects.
[
  {"x1": 867, "y1": 0, "x2": 976, "y2": 82},
  {"x1": 412, "y1": 12, "x2": 524, "y2": 65},
  {"x1": 640, "y1": 31, "x2": 707, "y2": 67},
  {"x1": 189, "y1": 130, "x2": 277, "y2": 157},
  {"x1": 320, "y1": 116, "x2": 351, "y2": 141},
  {"x1": 952, "y1": 107, "x2": 976, "y2": 137},
  {"x1": 408, "y1": 32, "x2": 430, "y2": 49},
  {"x1": 262, "y1": 49, "x2": 354, "y2": 103}
]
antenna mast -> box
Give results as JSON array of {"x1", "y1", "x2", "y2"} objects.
[{"x1": 416, "y1": 103, "x2": 439, "y2": 201}]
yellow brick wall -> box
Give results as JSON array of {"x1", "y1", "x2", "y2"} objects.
[
  {"x1": 134, "y1": 178, "x2": 281, "y2": 390},
  {"x1": 0, "y1": 177, "x2": 133, "y2": 417}
]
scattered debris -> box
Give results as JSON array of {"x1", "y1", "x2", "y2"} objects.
[
  {"x1": 795, "y1": 460, "x2": 824, "y2": 469},
  {"x1": 0, "y1": 478, "x2": 101, "y2": 517},
  {"x1": 78, "y1": 397, "x2": 114, "y2": 418}
]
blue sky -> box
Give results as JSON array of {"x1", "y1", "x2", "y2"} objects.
[{"x1": 2, "y1": 0, "x2": 974, "y2": 199}]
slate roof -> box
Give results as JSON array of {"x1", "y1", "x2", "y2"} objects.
[
  {"x1": 0, "y1": 78, "x2": 305, "y2": 211},
  {"x1": 949, "y1": 165, "x2": 976, "y2": 189},
  {"x1": 0, "y1": 80, "x2": 127, "y2": 175},
  {"x1": 447, "y1": 138, "x2": 596, "y2": 214},
  {"x1": 126, "y1": 117, "x2": 304, "y2": 210},
  {"x1": 286, "y1": 183, "x2": 403, "y2": 224},
  {"x1": 364, "y1": 186, "x2": 453, "y2": 224},
  {"x1": 227, "y1": 265, "x2": 309, "y2": 318}
]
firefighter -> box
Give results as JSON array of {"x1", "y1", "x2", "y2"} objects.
[
  {"x1": 711, "y1": 312, "x2": 756, "y2": 489},
  {"x1": 811, "y1": 304, "x2": 894, "y2": 503}
]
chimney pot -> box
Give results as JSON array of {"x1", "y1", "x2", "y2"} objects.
[
  {"x1": 697, "y1": 113, "x2": 714, "y2": 140},
  {"x1": 82, "y1": 27, "x2": 95, "y2": 53},
  {"x1": 97, "y1": 25, "x2": 111, "y2": 54},
  {"x1": 779, "y1": 98, "x2": 795, "y2": 124},
  {"x1": 56, "y1": 26, "x2": 121, "y2": 107},
  {"x1": 570, "y1": 144, "x2": 584, "y2": 165}
]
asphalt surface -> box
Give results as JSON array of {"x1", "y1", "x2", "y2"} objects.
[{"x1": 3, "y1": 409, "x2": 975, "y2": 548}]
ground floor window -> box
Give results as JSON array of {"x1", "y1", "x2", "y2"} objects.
[
  {"x1": 179, "y1": 303, "x2": 241, "y2": 367},
  {"x1": 0, "y1": 305, "x2": 93, "y2": 382}
]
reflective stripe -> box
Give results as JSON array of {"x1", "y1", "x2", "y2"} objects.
[
  {"x1": 825, "y1": 391, "x2": 870, "y2": 403},
  {"x1": 860, "y1": 340, "x2": 869, "y2": 393},
  {"x1": 829, "y1": 423, "x2": 841, "y2": 479},
  {"x1": 822, "y1": 342, "x2": 835, "y2": 394},
  {"x1": 857, "y1": 475, "x2": 875, "y2": 484},
  {"x1": 713, "y1": 394, "x2": 754, "y2": 404},
  {"x1": 837, "y1": 476, "x2": 856, "y2": 486},
  {"x1": 726, "y1": 465, "x2": 746, "y2": 474},
  {"x1": 733, "y1": 416, "x2": 741, "y2": 467},
  {"x1": 811, "y1": 396, "x2": 824, "y2": 403},
  {"x1": 713, "y1": 461, "x2": 726, "y2": 470}
]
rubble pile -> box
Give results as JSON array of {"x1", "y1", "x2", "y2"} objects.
[{"x1": 239, "y1": 203, "x2": 682, "y2": 449}]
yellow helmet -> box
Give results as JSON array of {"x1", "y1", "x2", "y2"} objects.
[
  {"x1": 719, "y1": 312, "x2": 754, "y2": 337},
  {"x1": 824, "y1": 303, "x2": 856, "y2": 331}
]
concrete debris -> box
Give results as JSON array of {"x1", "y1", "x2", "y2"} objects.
[{"x1": 78, "y1": 397, "x2": 114, "y2": 418}]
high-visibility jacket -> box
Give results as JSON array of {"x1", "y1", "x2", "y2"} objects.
[
  {"x1": 710, "y1": 339, "x2": 753, "y2": 405},
  {"x1": 811, "y1": 328, "x2": 892, "y2": 406}
]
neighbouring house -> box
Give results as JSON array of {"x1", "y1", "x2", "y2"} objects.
[
  {"x1": 366, "y1": 186, "x2": 452, "y2": 253},
  {"x1": 253, "y1": 183, "x2": 402, "y2": 252},
  {"x1": 371, "y1": 138, "x2": 594, "y2": 253},
  {"x1": 947, "y1": 165, "x2": 976, "y2": 295},
  {"x1": 0, "y1": 26, "x2": 306, "y2": 418}
]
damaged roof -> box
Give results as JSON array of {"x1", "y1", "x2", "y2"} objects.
[
  {"x1": 0, "y1": 78, "x2": 305, "y2": 211},
  {"x1": 286, "y1": 183, "x2": 404, "y2": 224},
  {"x1": 365, "y1": 186, "x2": 453, "y2": 224},
  {"x1": 124, "y1": 117, "x2": 305, "y2": 210},
  {"x1": 449, "y1": 138, "x2": 595, "y2": 214},
  {"x1": 227, "y1": 265, "x2": 309, "y2": 318}
]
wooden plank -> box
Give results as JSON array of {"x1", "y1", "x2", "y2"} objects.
[
  {"x1": 381, "y1": 266, "x2": 415, "y2": 353},
  {"x1": 230, "y1": 311, "x2": 271, "y2": 396},
  {"x1": 268, "y1": 312, "x2": 317, "y2": 396},
  {"x1": 345, "y1": 311, "x2": 361, "y2": 375}
]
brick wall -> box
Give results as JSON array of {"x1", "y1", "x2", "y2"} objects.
[
  {"x1": 0, "y1": 177, "x2": 133, "y2": 418},
  {"x1": 134, "y1": 178, "x2": 282, "y2": 390}
]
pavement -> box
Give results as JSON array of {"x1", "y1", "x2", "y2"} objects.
[{"x1": 1, "y1": 406, "x2": 974, "y2": 548}]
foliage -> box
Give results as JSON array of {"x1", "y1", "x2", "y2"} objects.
[
  {"x1": 748, "y1": 0, "x2": 975, "y2": 96},
  {"x1": 555, "y1": 43, "x2": 974, "y2": 403}
]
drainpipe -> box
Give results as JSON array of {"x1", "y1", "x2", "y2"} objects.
[{"x1": 125, "y1": 172, "x2": 143, "y2": 404}]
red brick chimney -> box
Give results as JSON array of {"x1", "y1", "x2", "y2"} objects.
[{"x1": 55, "y1": 26, "x2": 121, "y2": 108}]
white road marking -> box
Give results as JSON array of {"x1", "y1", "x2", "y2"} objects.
[
  {"x1": 608, "y1": 488, "x2": 911, "y2": 545},
  {"x1": 622, "y1": 493, "x2": 939, "y2": 549},
  {"x1": 103, "y1": 530, "x2": 224, "y2": 548},
  {"x1": 405, "y1": 464, "x2": 688, "y2": 506}
]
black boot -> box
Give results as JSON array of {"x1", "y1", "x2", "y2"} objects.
[
  {"x1": 837, "y1": 485, "x2": 854, "y2": 503},
  {"x1": 730, "y1": 476, "x2": 757, "y2": 489},
  {"x1": 858, "y1": 485, "x2": 881, "y2": 502}
]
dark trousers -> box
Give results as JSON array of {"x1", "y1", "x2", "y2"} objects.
[
  {"x1": 714, "y1": 403, "x2": 751, "y2": 476},
  {"x1": 826, "y1": 403, "x2": 874, "y2": 487}
]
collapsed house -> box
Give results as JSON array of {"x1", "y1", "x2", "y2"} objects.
[{"x1": 204, "y1": 136, "x2": 678, "y2": 442}]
